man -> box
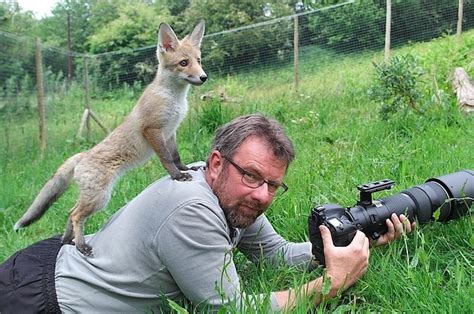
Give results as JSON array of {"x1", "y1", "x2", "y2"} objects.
[{"x1": 0, "y1": 114, "x2": 413, "y2": 312}]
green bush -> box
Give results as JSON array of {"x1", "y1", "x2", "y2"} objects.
[{"x1": 368, "y1": 54, "x2": 426, "y2": 120}]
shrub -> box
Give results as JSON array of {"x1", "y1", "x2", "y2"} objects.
[{"x1": 368, "y1": 54, "x2": 426, "y2": 120}]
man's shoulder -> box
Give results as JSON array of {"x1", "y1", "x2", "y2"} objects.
[
  {"x1": 139, "y1": 164, "x2": 210, "y2": 202},
  {"x1": 103, "y1": 164, "x2": 216, "y2": 226}
]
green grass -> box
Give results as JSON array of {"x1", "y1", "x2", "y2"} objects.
[{"x1": 1, "y1": 30, "x2": 474, "y2": 312}]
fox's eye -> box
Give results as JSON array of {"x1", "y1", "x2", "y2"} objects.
[
  {"x1": 197, "y1": 58, "x2": 201, "y2": 64},
  {"x1": 179, "y1": 60, "x2": 188, "y2": 67}
]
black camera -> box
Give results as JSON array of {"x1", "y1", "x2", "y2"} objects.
[{"x1": 308, "y1": 170, "x2": 474, "y2": 266}]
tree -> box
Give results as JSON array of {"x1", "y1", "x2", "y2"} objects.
[
  {"x1": 174, "y1": 0, "x2": 292, "y2": 34},
  {"x1": 0, "y1": 2, "x2": 38, "y2": 35},
  {"x1": 88, "y1": 2, "x2": 172, "y2": 53},
  {"x1": 306, "y1": 1, "x2": 385, "y2": 52},
  {"x1": 85, "y1": 2, "x2": 173, "y2": 88},
  {"x1": 0, "y1": 2, "x2": 38, "y2": 110},
  {"x1": 36, "y1": 0, "x2": 96, "y2": 52},
  {"x1": 172, "y1": 0, "x2": 293, "y2": 75}
]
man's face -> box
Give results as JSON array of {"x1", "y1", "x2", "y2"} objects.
[{"x1": 207, "y1": 136, "x2": 287, "y2": 228}]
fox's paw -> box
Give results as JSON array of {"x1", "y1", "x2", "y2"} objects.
[
  {"x1": 172, "y1": 172, "x2": 193, "y2": 181},
  {"x1": 61, "y1": 234, "x2": 74, "y2": 245},
  {"x1": 176, "y1": 164, "x2": 190, "y2": 171},
  {"x1": 77, "y1": 243, "x2": 93, "y2": 256}
]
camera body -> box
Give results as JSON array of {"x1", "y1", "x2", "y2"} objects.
[{"x1": 308, "y1": 170, "x2": 474, "y2": 266}]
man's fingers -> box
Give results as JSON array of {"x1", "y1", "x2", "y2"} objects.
[
  {"x1": 363, "y1": 234, "x2": 370, "y2": 251},
  {"x1": 319, "y1": 225, "x2": 334, "y2": 249},
  {"x1": 400, "y1": 214, "x2": 412, "y2": 233},
  {"x1": 392, "y1": 213, "x2": 404, "y2": 235},
  {"x1": 400, "y1": 214, "x2": 416, "y2": 234},
  {"x1": 385, "y1": 217, "x2": 395, "y2": 240},
  {"x1": 352, "y1": 230, "x2": 367, "y2": 242}
]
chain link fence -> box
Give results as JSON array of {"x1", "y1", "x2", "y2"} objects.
[{"x1": 1, "y1": 0, "x2": 473, "y2": 156}]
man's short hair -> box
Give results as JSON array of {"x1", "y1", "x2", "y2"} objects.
[{"x1": 209, "y1": 113, "x2": 295, "y2": 169}]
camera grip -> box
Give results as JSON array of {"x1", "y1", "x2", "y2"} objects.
[{"x1": 308, "y1": 214, "x2": 326, "y2": 266}]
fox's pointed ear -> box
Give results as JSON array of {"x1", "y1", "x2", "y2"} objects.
[
  {"x1": 158, "y1": 23, "x2": 179, "y2": 52},
  {"x1": 189, "y1": 20, "x2": 205, "y2": 48}
]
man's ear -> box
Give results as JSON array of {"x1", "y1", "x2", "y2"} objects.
[
  {"x1": 158, "y1": 23, "x2": 180, "y2": 53},
  {"x1": 207, "y1": 150, "x2": 223, "y2": 181}
]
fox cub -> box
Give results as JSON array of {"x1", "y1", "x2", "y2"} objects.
[{"x1": 14, "y1": 21, "x2": 207, "y2": 255}]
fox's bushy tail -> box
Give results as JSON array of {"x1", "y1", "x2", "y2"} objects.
[{"x1": 14, "y1": 153, "x2": 83, "y2": 230}]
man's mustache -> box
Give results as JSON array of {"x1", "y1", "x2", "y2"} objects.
[{"x1": 242, "y1": 201, "x2": 266, "y2": 214}]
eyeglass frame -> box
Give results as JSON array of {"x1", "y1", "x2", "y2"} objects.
[{"x1": 222, "y1": 155, "x2": 288, "y2": 195}]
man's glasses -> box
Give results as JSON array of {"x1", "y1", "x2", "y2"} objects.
[{"x1": 222, "y1": 156, "x2": 288, "y2": 196}]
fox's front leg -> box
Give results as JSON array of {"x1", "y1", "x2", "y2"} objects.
[
  {"x1": 166, "y1": 134, "x2": 199, "y2": 171},
  {"x1": 143, "y1": 128, "x2": 192, "y2": 181}
]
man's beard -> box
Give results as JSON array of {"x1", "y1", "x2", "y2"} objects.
[
  {"x1": 212, "y1": 168, "x2": 266, "y2": 229},
  {"x1": 222, "y1": 202, "x2": 264, "y2": 229}
]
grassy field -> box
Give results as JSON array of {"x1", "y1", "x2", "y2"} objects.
[{"x1": 1, "y1": 30, "x2": 473, "y2": 312}]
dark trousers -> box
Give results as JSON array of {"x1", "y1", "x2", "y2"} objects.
[{"x1": 0, "y1": 236, "x2": 63, "y2": 314}]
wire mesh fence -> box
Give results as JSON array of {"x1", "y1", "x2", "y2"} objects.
[{"x1": 0, "y1": 0, "x2": 472, "y2": 155}]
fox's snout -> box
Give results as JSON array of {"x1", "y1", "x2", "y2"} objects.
[
  {"x1": 185, "y1": 70, "x2": 208, "y2": 86},
  {"x1": 191, "y1": 73, "x2": 208, "y2": 85}
]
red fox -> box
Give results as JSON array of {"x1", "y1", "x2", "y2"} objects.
[{"x1": 14, "y1": 21, "x2": 207, "y2": 255}]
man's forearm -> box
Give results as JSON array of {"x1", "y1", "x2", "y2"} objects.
[{"x1": 274, "y1": 275, "x2": 341, "y2": 310}]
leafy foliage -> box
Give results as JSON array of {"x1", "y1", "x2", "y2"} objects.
[
  {"x1": 88, "y1": 3, "x2": 172, "y2": 53},
  {"x1": 306, "y1": 0, "x2": 474, "y2": 53},
  {"x1": 368, "y1": 55, "x2": 426, "y2": 120},
  {"x1": 307, "y1": 0, "x2": 385, "y2": 51},
  {"x1": 172, "y1": 0, "x2": 293, "y2": 75},
  {"x1": 0, "y1": 2, "x2": 37, "y2": 35}
]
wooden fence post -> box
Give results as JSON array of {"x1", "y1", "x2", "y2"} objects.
[
  {"x1": 77, "y1": 56, "x2": 91, "y2": 140},
  {"x1": 67, "y1": 11, "x2": 73, "y2": 85},
  {"x1": 35, "y1": 37, "x2": 46, "y2": 156},
  {"x1": 84, "y1": 56, "x2": 91, "y2": 140},
  {"x1": 77, "y1": 56, "x2": 109, "y2": 140},
  {"x1": 457, "y1": 0, "x2": 464, "y2": 43},
  {"x1": 384, "y1": 0, "x2": 392, "y2": 62},
  {"x1": 293, "y1": 14, "x2": 299, "y2": 92}
]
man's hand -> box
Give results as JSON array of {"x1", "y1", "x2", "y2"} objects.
[
  {"x1": 373, "y1": 213, "x2": 416, "y2": 246},
  {"x1": 274, "y1": 226, "x2": 370, "y2": 310},
  {"x1": 320, "y1": 225, "x2": 369, "y2": 297}
]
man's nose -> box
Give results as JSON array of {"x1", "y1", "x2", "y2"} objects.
[{"x1": 250, "y1": 182, "x2": 274, "y2": 204}]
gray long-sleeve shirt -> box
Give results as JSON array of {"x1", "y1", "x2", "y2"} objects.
[{"x1": 55, "y1": 165, "x2": 312, "y2": 312}]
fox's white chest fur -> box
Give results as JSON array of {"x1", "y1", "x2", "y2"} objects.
[{"x1": 158, "y1": 87, "x2": 189, "y2": 139}]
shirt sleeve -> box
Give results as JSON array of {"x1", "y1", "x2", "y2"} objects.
[
  {"x1": 237, "y1": 214, "x2": 313, "y2": 269},
  {"x1": 155, "y1": 201, "x2": 278, "y2": 312}
]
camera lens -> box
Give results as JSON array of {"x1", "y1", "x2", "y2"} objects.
[{"x1": 309, "y1": 170, "x2": 473, "y2": 266}]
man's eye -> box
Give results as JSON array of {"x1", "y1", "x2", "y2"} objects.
[
  {"x1": 267, "y1": 183, "x2": 279, "y2": 193},
  {"x1": 244, "y1": 172, "x2": 261, "y2": 183},
  {"x1": 179, "y1": 60, "x2": 188, "y2": 66}
]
